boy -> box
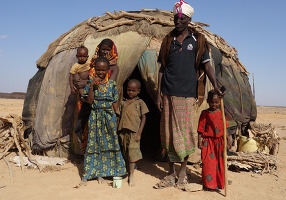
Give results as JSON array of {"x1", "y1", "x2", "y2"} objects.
[
  {"x1": 69, "y1": 46, "x2": 90, "y2": 97},
  {"x1": 117, "y1": 79, "x2": 149, "y2": 187}
]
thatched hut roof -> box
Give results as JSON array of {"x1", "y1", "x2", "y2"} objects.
[{"x1": 37, "y1": 9, "x2": 247, "y2": 74}]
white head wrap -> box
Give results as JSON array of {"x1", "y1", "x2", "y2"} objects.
[{"x1": 173, "y1": 0, "x2": 194, "y2": 18}]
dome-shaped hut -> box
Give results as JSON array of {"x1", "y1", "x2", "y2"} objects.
[{"x1": 22, "y1": 9, "x2": 256, "y2": 158}]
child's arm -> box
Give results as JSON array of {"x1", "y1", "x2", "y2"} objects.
[
  {"x1": 197, "y1": 132, "x2": 203, "y2": 150},
  {"x1": 109, "y1": 65, "x2": 119, "y2": 81},
  {"x1": 86, "y1": 79, "x2": 96, "y2": 104},
  {"x1": 113, "y1": 101, "x2": 118, "y2": 113},
  {"x1": 69, "y1": 74, "x2": 76, "y2": 95},
  {"x1": 135, "y1": 114, "x2": 146, "y2": 142}
]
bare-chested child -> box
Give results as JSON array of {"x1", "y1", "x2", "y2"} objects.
[
  {"x1": 69, "y1": 46, "x2": 90, "y2": 98},
  {"x1": 117, "y1": 79, "x2": 149, "y2": 187}
]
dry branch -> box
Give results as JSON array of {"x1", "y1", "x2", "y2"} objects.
[
  {"x1": 86, "y1": 17, "x2": 100, "y2": 30},
  {"x1": 149, "y1": 19, "x2": 174, "y2": 26},
  {"x1": 97, "y1": 20, "x2": 136, "y2": 32},
  {"x1": 106, "y1": 10, "x2": 157, "y2": 20},
  {"x1": 249, "y1": 122, "x2": 280, "y2": 155},
  {"x1": 227, "y1": 151, "x2": 278, "y2": 174},
  {"x1": 3, "y1": 157, "x2": 14, "y2": 183},
  {"x1": 0, "y1": 115, "x2": 43, "y2": 175},
  {"x1": 10, "y1": 127, "x2": 24, "y2": 172}
]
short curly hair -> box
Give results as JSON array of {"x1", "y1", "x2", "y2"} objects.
[
  {"x1": 93, "y1": 56, "x2": 110, "y2": 68},
  {"x1": 207, "y1": 89, "x2": 219, "y2": 100}
]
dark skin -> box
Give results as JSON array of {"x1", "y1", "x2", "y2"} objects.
[
  {"x1": 70, "y1": 47, "x2": 89, "y2": 96},
  {"x1": 87, "y1": 61, "x2": 118, "y2": 110},
  {"x1": 197, "y1": 95, "x2": 231, "y2": 150},
  {"x1": 99, "y1": 44, "x2": 119, "y2": 81},
  {"x1": 124, "y1": 80, "x2": 146, "y2": 187},
  {"x1": 155, "y1": 14, "x2": 224, "y2": 180},
  {"x1": 85, "y1": 61, "x2": 117, "y2": 184},
  {"x1": 156, "y1": 14, "x2": 223, "y2": 112},
  {"x1": 126, "y1": 81, "x2": 146, "y2": 142},
  {"x1": 74, "y1": 44, "x2": 119, "y2": 89}
]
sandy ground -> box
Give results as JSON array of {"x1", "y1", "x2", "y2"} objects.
[{"x1": 0, "y1": 98, "x2": 285, "y2": 200}]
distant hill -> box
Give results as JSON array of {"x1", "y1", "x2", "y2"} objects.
[{"x1": 0, "y1": 92, "x2": 26, "y2": 99}]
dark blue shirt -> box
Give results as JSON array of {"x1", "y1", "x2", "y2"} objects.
[{"x1": 159, "y1": 31, "x2": 210, "y2": 97}]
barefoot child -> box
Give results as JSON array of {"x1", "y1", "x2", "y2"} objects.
[
  {"x1": 197, "y1": 89, "x2": 230, "y2": 190},
  {"x1": 117, "y1": 79, "x2": 149, "y2": 187},
  {"x1": 80, "y1": 56, "x2": 126, "y2": 186},
  {"x1": 69, "y1": 46, "x2": 90, "y2": 97}
]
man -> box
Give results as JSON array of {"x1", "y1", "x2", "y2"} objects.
[{"x1": 155, "y1": 0, "x2": 223, "y2": 189}]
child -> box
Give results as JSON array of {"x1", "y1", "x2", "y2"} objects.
[
  {"x1": 77, "y1": 39, "x2": 120, "y2": 154},
  {"x1": 197, "y1": 89, "x2": 230, "y2": 190},
  {"x1": 69, "y1": 46, "x2": 90, "y2": 97},
  {"x1": 117, "y1": 79, "x2": 149, "y2": 187},
  {"x1": 89, "y1": 38, "x2": 119, "y2": 81},
  {"x1": 79, "y1": 56, "x2": 126, "y2": 186}
]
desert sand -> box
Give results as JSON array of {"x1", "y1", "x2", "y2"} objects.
[{"x1": 0, "y1": 98, "x2": 285, "y2": 200}]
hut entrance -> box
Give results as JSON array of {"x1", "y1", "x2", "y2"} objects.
[{"x1": 122, "y1": 66, "x2": 162, "y2": 159}]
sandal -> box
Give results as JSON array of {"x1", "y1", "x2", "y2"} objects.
[
  {"x1": 175, "y1": 174, "x2": 189, "y2": 190},
  {"x1": 154, "y1": 173, "x2": 176, "y2": 189}
]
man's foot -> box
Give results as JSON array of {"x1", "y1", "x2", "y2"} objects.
[
  {"x1": 175, "y1": 173, "x2": 188, "y2": 190},
  {"x1": 154, "y1": 173, "x2": 176, "y2": 189},
  {"x1": 128, "y1": 175, "x2": 135, "y2": 187},
  {"x1": 97, "y1": 177, "x2": 106, "y2": 184}
]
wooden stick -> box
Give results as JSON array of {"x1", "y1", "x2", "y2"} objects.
[
  {"x1": 15, "y1": 121, "x2": 42, "y2": 171},
  {"x1": 97, "y1": 20, "x2": 136, "y2": 32},
  {"x1": 106, "y1": 10, "x2": 156, "y2": 20},
  {"x1": 3, "y1": 156, "x2": 14, "y2": 183},
  {"x1": 220, "y1": 98, "x2": 228, "y2": 197}
]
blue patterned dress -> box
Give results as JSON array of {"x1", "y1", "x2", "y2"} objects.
[{"x1": 82, "y1": 79, "x2": 126, "y2": 180}]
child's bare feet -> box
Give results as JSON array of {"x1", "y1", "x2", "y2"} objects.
[
  {"x1": 97, "y1": 177, "x2": 105, "y2": 184},
  {"x1": 79, "y1": 179, "x2": 87, "y2": 186},
  {"x1": 128, "y1": 175, "x2": 135, "y2": 187},
  {"x1": 128, "y1": 162, "x2": 136, "y2": 187}
]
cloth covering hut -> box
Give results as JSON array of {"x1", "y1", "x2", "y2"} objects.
[{"x1": 22, "y1": 9, "x2": 256, "y2": 159}]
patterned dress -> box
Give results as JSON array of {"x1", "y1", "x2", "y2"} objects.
[
  {"x1": 82, "y1": 79, "x2": 126, "y2": 180},
  {"x1": 197, "y1": 109, "x2": 228, "y2": 189}
]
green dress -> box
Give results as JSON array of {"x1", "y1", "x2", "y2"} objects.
[{"x1": 82, "y1": 79, "x2": 126, "y2": 179}]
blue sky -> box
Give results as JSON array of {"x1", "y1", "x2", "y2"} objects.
[{"x1": 0, "y1": 0, "x2": 285, "y2": 106}]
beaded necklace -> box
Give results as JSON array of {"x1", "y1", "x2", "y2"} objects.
[{"x1": 95, "y1": 74, "x2": 109, "y2": 93}]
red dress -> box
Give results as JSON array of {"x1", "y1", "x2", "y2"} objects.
[{"x1": 197, "y1": 109, "x2": 228, "y2": 189}]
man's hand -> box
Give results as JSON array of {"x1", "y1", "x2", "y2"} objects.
[
  {"x1": 156, "y1": 94, "x2": 163, "y2": 112},
  {"x1": 215, "y1": 87, "x2": 225, "y2": 98}
]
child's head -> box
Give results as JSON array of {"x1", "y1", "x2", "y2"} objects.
[
  {"x1": 93, "y1": 56, "x2": 110, "y2": 79},
  {"x1": 99, "y1": 39, "x2": 113, "y2": 57},
  {"x1": 207, "y1": 89, "x2": 221, "y2": 111},
  {"x1": 76, "y1": 46, "x2": 89, "y2": 64},
  {"x1": 127, "y1": 79, "x2": 141, "y2": 99}
]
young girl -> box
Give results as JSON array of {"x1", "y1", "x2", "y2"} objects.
[
  {"x1": 197, "y1": 89, "x2": 230, "y2": 190},
  {"x1": 80, "y1": 56, "x2": 126, "y2": 186},
  {"x1": 78, "y1": 39, "x2": 119, "y2": 154}
]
